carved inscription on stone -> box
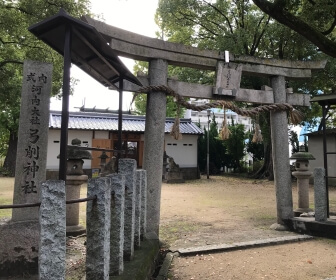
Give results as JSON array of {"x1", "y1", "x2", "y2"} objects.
[
  {"x1": 215, "y1": 62, "x2": 242, "y2": 96},
  {"x1": 12, "y1": 60, "x2": 52, "y2": 221}
]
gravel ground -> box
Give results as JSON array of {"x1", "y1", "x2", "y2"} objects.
[{"x1": 159, "y1": 175, "x2": 336, "y2": 280}]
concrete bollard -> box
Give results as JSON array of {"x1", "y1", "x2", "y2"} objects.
[
  {"x1": 314, "y1": 167, "x2": 328, "y2": 222},
  {"x1": 118, "y1": 158, "x2": 136, "y2": 261},
  {"x1": 108, "y1": 174, "x2": 125, "y2": 275},
  {"x1": 86, "y1": 177, "x2": 111, "y2": 280},
  {"x1": 39, "y1": 180, "x2": 66, "y2": 280},
  {"x1": 134, "y1": 170, "x2": 142, "y2": 248},
  {"x1": 140, "y1": 170, "x2": 147, "y2": 239}
]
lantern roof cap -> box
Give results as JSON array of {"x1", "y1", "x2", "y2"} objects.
[{"x1": 290, "y1": 146, "x2": 315, "y2": 160}]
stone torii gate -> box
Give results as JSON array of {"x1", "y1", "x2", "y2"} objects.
[{"x1": 82, "y1": 16, "x2": 326, "y2": 235}]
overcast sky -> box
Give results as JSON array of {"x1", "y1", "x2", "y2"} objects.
[{"x1": 50, "y1": 0, "x2": 159, "y2": 111}]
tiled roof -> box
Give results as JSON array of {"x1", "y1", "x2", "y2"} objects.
[{"x1": 49, "y1": 111, "x2": 203, "y2": 135}]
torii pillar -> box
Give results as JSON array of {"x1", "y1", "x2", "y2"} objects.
[
  {"x1": 143, "y1": 59, "x2": 168, "y2": 235},
  {"x1": 270, "y1": 75, "x2": 293, "y2": 228}
]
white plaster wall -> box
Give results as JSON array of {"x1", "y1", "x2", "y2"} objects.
[
  {"x1": 47, "y1": 129, "x2": 93, "y2": 169},
  {"x1": 47, "y1": 129, "x2": 199, "y2": 170},
  {"x1": 164, "y1": 134, "x2": 198, "y2": 167},
  {"x1": 309, "y1": 134, "x2": 336, "y2": 178},
  {"x1": 94, "y1": 130, "x2": 109, "y2": 139}
]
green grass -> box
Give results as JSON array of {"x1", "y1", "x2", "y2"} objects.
[
  {"x1": 79, "y1": 184, "x2": 87, "y2": 227},
  {"x1": 160, "y1": 220, "x2": 198, "y2": 246},
  {"x1": 0, "y1": 177, "x2": 14, "y2": 219}
]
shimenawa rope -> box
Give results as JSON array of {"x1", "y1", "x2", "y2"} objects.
[{"x1": 132, "y1": 85, "x2": 304, "y2": 140}]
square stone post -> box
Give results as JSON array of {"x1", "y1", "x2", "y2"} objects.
[
  {"x1": 314, "y1": 168, "x2": 328, "y2": 222},
  {"x1": 270, "y1": 75, "x2": 293, "y2": 226},
  {"x1": 134, "y1": 170, "x2": 142, "y2": 248},
  {"x1": 86, "y1": 177, "x2": 111, "y2": 280},
  {"x1": 118, "y1": 158, "x2": 137, "y2": 261},
  {"x1": 39, "y1": 180, "x2": 66, "y2": 280},
  {"x1": 13, "y1": 60, "x2": 52, "y2": 222},
  {"x1": 143, "y1": 59, "x2": 168, "y2": 236},
  {"x1": 140, "y1": 170, "x2": 147, "y2": 239},
  {"x1": 108, "y1": 174, "x2": 125, "y2": 275}
]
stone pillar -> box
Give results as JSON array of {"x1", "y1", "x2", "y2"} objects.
[
  {"x1": 118, "y1": 158, "x2": 136, "y2": 261},
  {"x1": 39, "y1": 180, "x2": 66, "y2": 280},
  {"x1": 66, "y1": 175, "x2": 87, "y2": 235},
  {"x1": 314, "y1": 168, "x2": 328, "y2": 222},
  {"x1": 86, "y1": 177, "x2": 111, "y2": 280},
  {"x1": 13, "y1": 60, "x2": 52, "y2": 222},
  {"x1": 134, "y1": 170, "x2": 142, "y2": 248},
  {"x1": 140, "y1": 170, "x2": 147, "y2": 239},
  {"x1": 270, "y1": 75, "x2": 293, "y2": 226},
  {"x1": 143, "y1": 59, "x2": 168, "y2": 235},
  {"x1": 108, "y1": 174, "x2": 125, "y2": 276}
]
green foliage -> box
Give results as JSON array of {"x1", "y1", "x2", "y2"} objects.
[
  {"x1": 0, "y1": 166, "x2": 10, "y2": 177},
  {"x1": 197, "y1": 116, "x2": 227, "y2": 174},
  {"x1": 157, "y1": 0, "x2": 272, "y2": 56},
  {"x1": 197, "y1": 115, "x2": 248, "y2": 174},
  {"x1": 288, "y1": 130, "x2": 299, "y2": 155},
  {"x1": 133, "y1": 94, "x2": 185, "y2": 117},
  {"x1": 246, "y1": 130, "x2": 264, "y2": 161},
  {"x1": 132, "y1": 61, "x2": 186, "y2": 117},
  {"x1": 250, "y1": 0, "x2": 336, "y2": 129},
  {"x1": 133, "y1": 93, "x2": 147, "y2": 115},
  {"x1": 0, "y1": 0, "x2": 91, "y2": 159},
  {"x1": 252, "y1": 0, "x2": 336, "y2": 58},
  {"x1": 0, "y1": 128, "x2": 9, "y2": 158},
  {"x1": 223, "y1": 121, "x2": 247, "y2": 170}
]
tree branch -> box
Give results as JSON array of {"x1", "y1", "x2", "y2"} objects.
[
  {"x1": 0, "y1": 60, "x2": 24, "y2": 68},
  {"x1": 321, "y1": 12, "x2": 336, "y2": 35},
  {"x1": 252, "y1": 0, "x2": 336, "y2": 58},
  {"x1": 202, "y1": 0, "x2": 234, "y2": 35},
  {"x1": 4, "y1": 5, "x2": 34, "y2": 16},
  {"x1": 251, "y1": 15, "x2": 271, "y2": 56},
  {"x1": 177, "y1": 11, "x2": 220, "y2": 37}
]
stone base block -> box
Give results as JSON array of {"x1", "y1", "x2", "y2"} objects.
[
  {"x1": 165, "y1": 172, "x2": 185, "y2": 184},
  {"x1": 294, "y1": 208, "x2": 313, "y2": 217},
  {"x1": 66, "y1": 225, "x2": 86, "y2": 237},
  {"x1": 0, "y1": 220, "x2": 39, "y2": 278},
  {"x1": 270, "y1": 223, "x2": 289, "y2": 231}
]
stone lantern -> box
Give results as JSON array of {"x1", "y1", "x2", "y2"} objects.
[
  {"x1": 290, "y1": 145, "x2": 315, "y2": 216},
  {"x1": 98, "y1": 151, "x2": 109, "y2": 172},
  {"x1": 61, "y1": 138, "x2": 92, "y2": 236},
  {"x1": 66, "y1": 138, "x2": 92, "y2": 175}
]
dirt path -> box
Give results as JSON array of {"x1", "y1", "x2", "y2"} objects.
[{"x1": 159, "y1": 175, "x2": 336, "y2": 280}]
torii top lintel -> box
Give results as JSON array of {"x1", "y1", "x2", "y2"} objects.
[{"x1": 82, "y1": 15, "x2": 326, "y2": 79}]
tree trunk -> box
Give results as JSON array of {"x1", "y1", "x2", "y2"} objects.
[
  {"x1": 267, "y1": 143, "x2": 274, "y2": 180},
  {"x1": 252, "y1": 141, "x2": 274, "y2": 180},
  {"x1": 3, "y1": 131, "x2": 17, "y2": 177}
]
